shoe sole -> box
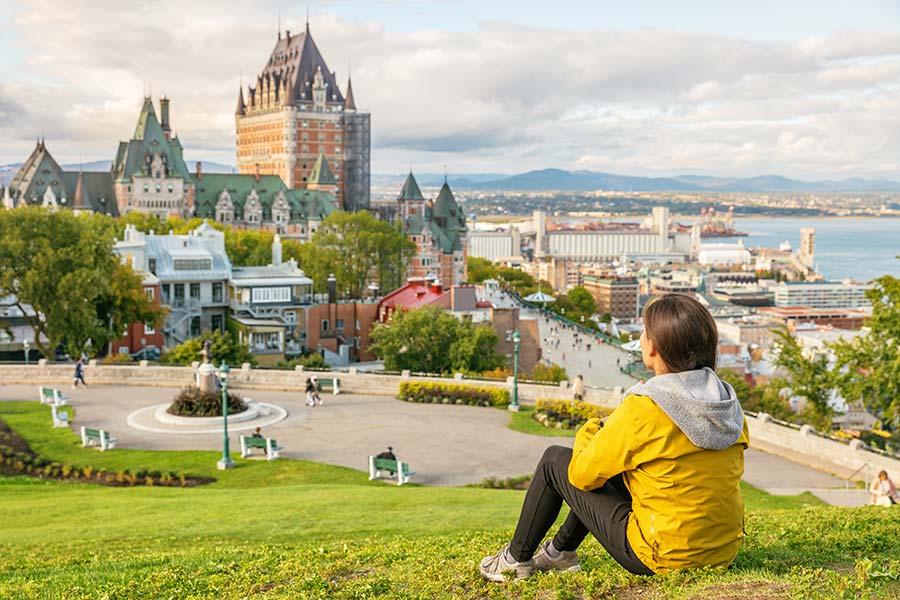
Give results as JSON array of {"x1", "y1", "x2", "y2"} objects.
[{"x1": 479, "y1": 566, "x2": 533, "y2": 582}]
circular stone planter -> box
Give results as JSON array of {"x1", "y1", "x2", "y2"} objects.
[
  {"x1": 127, "y1": 401, "x2": 288, "y2": 435},
  {"x1": 155, "y1": 404, "x2": 261, "y2": 426}
]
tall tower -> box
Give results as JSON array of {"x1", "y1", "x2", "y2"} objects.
[
  {"x1": 800, "y1": 227, "x2": 815, "y2": 269},
  {"x1": 652, "y1": 206, "x2": 669, "y2": 254},
  {"x1": 235, "y1": 24, "x2": 370, "y2": 212}
]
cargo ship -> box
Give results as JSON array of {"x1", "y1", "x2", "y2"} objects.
[{"x1": 699, "y1": 205, "x2": 748, "y2": 238}]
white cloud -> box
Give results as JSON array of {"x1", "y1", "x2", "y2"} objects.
[{"x1": 1, "y1": 1, "x2": 899, "y2": 179}]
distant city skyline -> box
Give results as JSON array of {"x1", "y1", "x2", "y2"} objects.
[{"x1": 2, "y1": 1, "x2": 900, "y2": 179}]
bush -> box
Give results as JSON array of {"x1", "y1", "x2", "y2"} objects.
[
  {"x1": 398, "y1": 381, "x2": 509, "y2": 407},
  {"x1": 534, "y1": 398, "x2": 612, "y2": 430},
  {"x1": 528, "y1": 363, "x2": 568, "y2": 383},
  {"x1": 102, "y1": 353, "x2": 134, "y2": 365},
  {"x1": 275, "y1": 353, "x2": 330, "y2": 370},
  {"x1": 167, "y1": 387, "x2": 246, "y2": 417}
]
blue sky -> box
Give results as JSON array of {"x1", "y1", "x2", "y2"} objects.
[{"x1": 2, "y1": 1, "x2": 900, "y2": 179}]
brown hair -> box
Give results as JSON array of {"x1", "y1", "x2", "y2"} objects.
[{"x1": 642, "y1": 294, "x2": 718, "y2": 373}]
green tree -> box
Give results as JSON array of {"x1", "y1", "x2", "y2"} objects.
[
  {"x1": 449, "y1": 323, "x2": 505, "y2": 373},
  {"x1": 497, "y1": 267, "x2": 537, "y2": 296},
  {"x1": 302, "y1": 211, "x2": 413, "y2": 298},
  {"x1": 832, "y1": 274, "x2": 900, "y2": 426},
  {"x1": 771, "y1": 328, "x2": 833, "y2": 420},
  {"x1": 467, "y1": 257, "x2": 498, "y2": 284},
  {"x1": 371, "y1": 306, "x2": 504, "y2": 374},
  {"x1": 161, "y1": 329, "x2": 256, "y2": 367},
  {"x1": 0, "y1": 207, "x2": 163, "y2": 359},
  {"x1": 566, "y1": 286, "x2": 596, "y2": 315}
]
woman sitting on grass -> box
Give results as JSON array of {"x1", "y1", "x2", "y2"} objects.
[{"x1": 481, "y1": 294, "x2": 749, "y2": 582}]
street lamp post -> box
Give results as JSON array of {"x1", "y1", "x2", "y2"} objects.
[
  {"x1": 23, "y1": 339, "x2": 30, "y2": 367},
  {"x1": 509, "y1": 331, "x2": 521, "y2": 412},
  {"x1": 217, "y1": 361, "x2": 235, "y2": 470}
]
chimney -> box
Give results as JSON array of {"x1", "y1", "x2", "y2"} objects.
[
  {"x1": 272, "y1": 234, "x2": 283, "y2": 266},
  {"x1": 327, "y1": 273, "x2": 337, "y2": 304},
  {"x1": 432, "y1": 281, "x2": 442, "y2": 294},
  {"x1": 254, "y1": 163, "x2": 261, "y2": 183},
  {"x1": 286, "y1": 30, "x2": 290, "y2": 42},
  {"x1": 160, "y1": 96, "x2": 171, "y2": 141},
  {"x1": 196, "y1": 161, "x2": 203, "y2": 181}
]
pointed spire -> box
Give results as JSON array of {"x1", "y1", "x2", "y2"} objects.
[
  {"x1": 72, "y1": 171, "x2": 90, "y2": 210},
  {"x1": 307, "y1": 152, "x2": 337, "y2": 190},
  {"x1": 236, "y1": 85, "x2": 246, "y2": 115},
  {"x1": 306, "y1": 4, "x2": 310, "y2": 32},
  {"x1": 344, "y1": 75, "x2": 356, "y2": 111},
  {"x1": 397, "y1": 171, "x2": 424, "y2": 202}
]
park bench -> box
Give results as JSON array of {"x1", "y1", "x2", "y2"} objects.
[
  {"x1": 80, "y1": 426, "x2": 118, "y2": 451},
  {"x1": 316, "y1": 377, "x2": 341, "y2": 395},
  {"x1": 38, "y1": 386, "x2": 68, "y2": 406},
  {"x1": 368, "y1": 456, "x2": 415, "y2": 486},
  {"x1": 50, "y1": 405, "x2": 70, "y2": 428},
  {"x1": 239, "y1": 435, "x2": 282, "y2": 460}
]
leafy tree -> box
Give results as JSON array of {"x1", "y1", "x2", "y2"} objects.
[
  {"x1": 0, "y1": 207, "x2": 163, "y2": 359},
  {"x1": 771, "y1": 328, "x2": 833, "y2": 419},
  {"x1": 467, "y1": 257, "x2": 498, "y2": 284},
  {"x1": 302, "y1": 211, "x2": 414, "y2": 298},
  {"x1": 497, "y1": 267, "x2": 537, "y2": 296},
  {"x1": 371, "y1": 306, "x2": 504, "y2": 374},
  {"x1": 448, "y1": 323, "x2": 505, "y2": 374},
  {"x1": 161, "y1": 329, "x2": 256, "y2": 367},
  {"x1": 832, "y1": 274, "x2": 900, "y2": 426},
  {"x1": 566, "y1": 286, "x2": 596, "y2": 316}
]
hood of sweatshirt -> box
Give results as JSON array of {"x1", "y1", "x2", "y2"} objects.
[{"x1": 626, "y1": 367, "x2": 744, "y2": 451}]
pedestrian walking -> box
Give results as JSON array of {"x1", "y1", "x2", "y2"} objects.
[
  {"x1": 572, "y1": 375, "x2": 585, "y2": 401},
  {"x1": 304, "y1": 376, "x2": 316, "y2": 406},
  {"x1": 73, "y1": 357, "x2": 88, "y2": 389}
]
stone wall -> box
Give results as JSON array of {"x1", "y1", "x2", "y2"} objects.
[
  {"x1": 748, "y1": 412, "x2": 900, "y2": 477},
  {"x1": 0, "y1": 362, "x2": 623, "y2": 407}
]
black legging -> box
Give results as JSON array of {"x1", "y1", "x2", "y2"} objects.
[{"x1": 508, "y1": 445, "x2": 654, "y2": 576}]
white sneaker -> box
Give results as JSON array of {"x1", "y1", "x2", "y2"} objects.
[
  {"x1": 479, "y1": 545, "x2": 534, "y2": 583},
  {"x1": 532, "y1": 540, "x2": 581, "y2": 573}
]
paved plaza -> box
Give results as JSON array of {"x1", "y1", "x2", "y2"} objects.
[{"x1": 0, "y1": 383, "x2": 863, "y2": 503}]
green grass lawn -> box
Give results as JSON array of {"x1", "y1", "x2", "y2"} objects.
[{"x1": 1, "y1": 401, "x2": 898, "y2": 599}]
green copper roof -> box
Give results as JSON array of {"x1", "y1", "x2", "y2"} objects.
[
  {"x1": 397, "y1": 172, "x2": 424, "y2": 201},
  {"x1": 7, "y1": 141, "x2": 116, "y2": 215},
  {"x1": 112, "y1": 97, "x2": 191, "y2": 183},
  {"x1": 308, "y1": 153, "x2": 337, "y2": 187},
  {"x1": 193, "y1": 173, "x2": 337, "y2": 222},
  {"x1": 401, "y1": 180, "x2": 467, "y2": 255}
]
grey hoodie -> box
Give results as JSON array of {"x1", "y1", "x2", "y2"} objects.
[{"x1": 626, "y1": 367, "x2": 744, "y2": 451}]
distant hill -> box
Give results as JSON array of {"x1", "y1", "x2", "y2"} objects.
[
  {"x1": 0, "y1": 159, "x2": 237, "y2": 183},
  {"x1": 440, "y1": 169, "x2": 900, "y2": 193}
]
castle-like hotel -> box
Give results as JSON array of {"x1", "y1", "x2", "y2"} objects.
[{"x1": 2, "y1": 24, "x2": 466, "y2": 285}]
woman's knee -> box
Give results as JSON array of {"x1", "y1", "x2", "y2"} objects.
[{"x1": 537, "y1": 445, "x2": 572, "y2": 475}]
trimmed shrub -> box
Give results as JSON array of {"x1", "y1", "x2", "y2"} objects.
[
  {"x1": 102, "y1": 353, "x2": 134, "y2": 365},
  {"x1": 398, "y1": 381, "x2": 509, "y2": 408},
  {"x1": 533, "y1": 398, "x2": 613, "y2": 430},
  {"x1": 167, "y1": 387, "x2": 246, "y2": 417}
]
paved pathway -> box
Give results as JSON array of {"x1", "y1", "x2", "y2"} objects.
[
  {"x1": 0, "y1": 383, "x2": 868, "y2": 503},
  {"x1": 532, "y1": 312, "x2": 636, "y2": 389}
]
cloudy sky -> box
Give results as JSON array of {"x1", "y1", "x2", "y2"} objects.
[{"x1": 2, "y1": 0, "x2": 900, "y2": 179}]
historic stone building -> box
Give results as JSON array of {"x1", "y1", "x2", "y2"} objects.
[
  {"x1": 7, "y1": 96, "x2": 339, "y2": 239},
  {"x1": 6, "y1": 139, "x2": 118, "y2": 215},
  {"x1": 397, "y1": 172, "x2": 468, "y2": 286},
  {"x1": 235, "y1": 23, "x2": 370, "y2": 212}
]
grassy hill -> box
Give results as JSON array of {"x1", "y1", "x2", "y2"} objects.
[{"x1": 1, "y1": 401, "x2": 898, "y2": 599}]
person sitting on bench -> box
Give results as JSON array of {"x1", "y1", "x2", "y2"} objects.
[{"x1": 375, "y1": 446, "x2": 397, "y2": 475}]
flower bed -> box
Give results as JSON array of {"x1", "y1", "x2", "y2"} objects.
[
  {"x1": 398, "y1": 381, "x2": 509, "y2": 407},
  {"x1": 0, "y1": 417, "x2": 213, "y2": 487},
  {"x1": 533, "y1": 398, "x2": 613, "y2": 430}
]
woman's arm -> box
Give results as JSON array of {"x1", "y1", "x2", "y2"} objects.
[{"x1": 568, "y1": 396, "x2": 646, "y2": 491}]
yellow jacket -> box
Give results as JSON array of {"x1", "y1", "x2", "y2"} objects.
[{"x1": 569, "y1": 393, "x2": 749, "y2": 572}]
